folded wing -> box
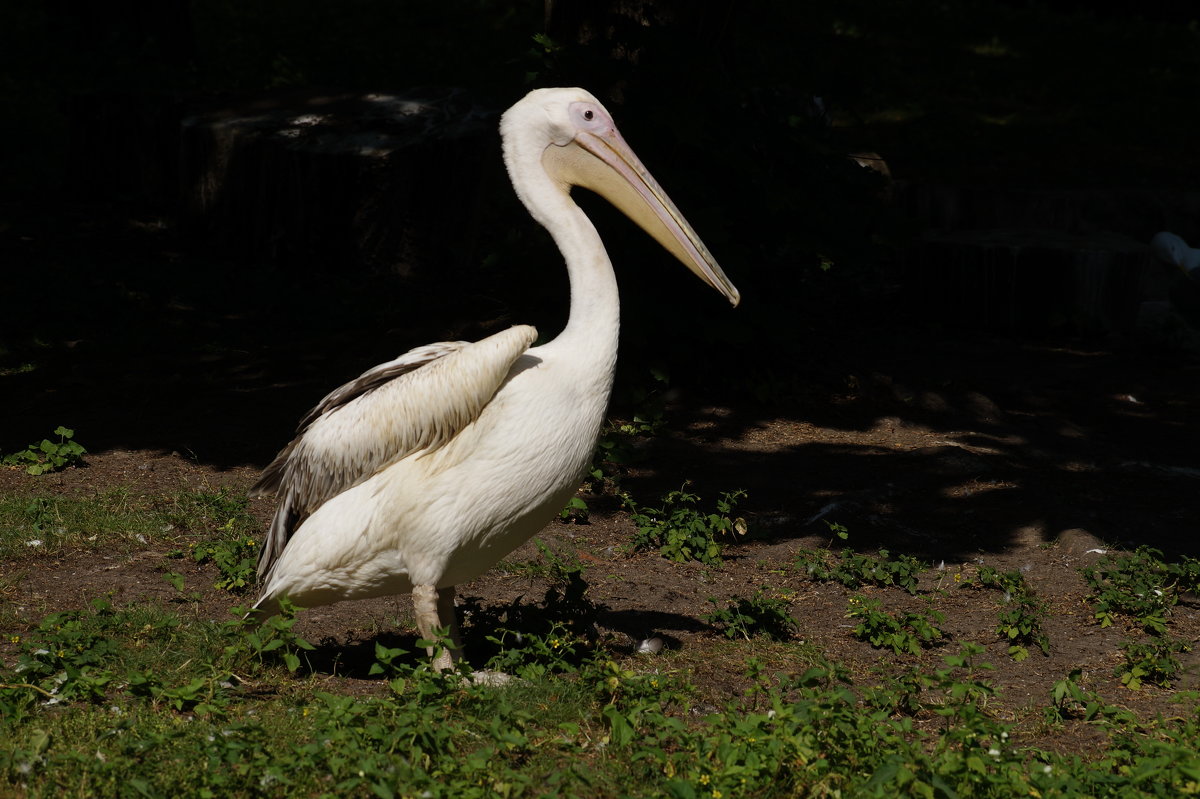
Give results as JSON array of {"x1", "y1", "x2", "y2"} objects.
[{"x1": 251, "y1": 325, "x2": 538, "y2": 578}]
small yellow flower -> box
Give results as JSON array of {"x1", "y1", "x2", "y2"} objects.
[
  {"x1": 9, "y1": 635, "x2": 19, "y2": 644},
  {"x1": 699, "y1": 775, "x2": 710, "y2": 785},
  {"x1": 712, "y1": 791, "x2": 723, "y2": 799}
]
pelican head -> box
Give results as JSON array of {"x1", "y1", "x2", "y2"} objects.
[{"x1": 501, "y1": 88, "x2": 740, "y2": 307}]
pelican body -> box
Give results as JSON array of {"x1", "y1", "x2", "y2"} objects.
[{"x1": 250, "y1": 88, "x2": 739, "y2": 669}]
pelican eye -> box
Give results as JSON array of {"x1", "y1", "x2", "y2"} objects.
[{"x1": 582, "y1": 109, "x2": 594, "y2": 121}]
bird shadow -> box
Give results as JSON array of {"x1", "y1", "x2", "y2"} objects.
[{"x1": 301, "y1": 630, "x2": 423, "y2": 680}]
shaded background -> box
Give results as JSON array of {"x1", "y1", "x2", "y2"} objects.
[{"x1": 2, "y1": 0, "x2": 1199, "y2": 494}]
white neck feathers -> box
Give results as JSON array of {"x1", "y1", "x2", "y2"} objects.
[{"x1": 501, "y1": 120, "x2": 620, "y2": 369}]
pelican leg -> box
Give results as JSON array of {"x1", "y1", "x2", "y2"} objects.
[
  {"x1": 437, "y1": 586, "x2": 464, "y2": 657},
  {"x1": 413, "y1": 583, "x2": 458, "y2": 671}
]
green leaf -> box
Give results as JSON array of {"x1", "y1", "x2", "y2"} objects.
[
  {"x1": 28, "y1": 727, "x2": 50, "y2": 755},
  {"x1": 602, "y1": 705, "x2": 634, "y2": 747},
  {"x1": 665, "y1": 781, "x2": 698, "y2": 799},
  {"x1": 128, "y1": 779, "x2": 154, "y2": 798}
]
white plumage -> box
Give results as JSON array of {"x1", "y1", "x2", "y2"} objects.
[
  {"x1": 1151, "y1": 231, "x2": 1200, "y2": 281},
  {"x1": 250, "y1": 88, "x2": 739, "y2": 670}
]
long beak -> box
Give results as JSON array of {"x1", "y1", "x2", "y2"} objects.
[{"x1": 542, "y1": 128, "x2": 740, "y2": 307}]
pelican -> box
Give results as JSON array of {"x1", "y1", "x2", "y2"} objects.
[
  {"x1": 249, "y1": 87, "x2": 740, "y2": 671},
  {"x1": 1151, "y1": 231, "x2": 1200, "y2": 282}
]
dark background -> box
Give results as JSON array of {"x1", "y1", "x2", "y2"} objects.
[{"x1": 2, "y1": 0, "x2": 1199, "y2": 468}]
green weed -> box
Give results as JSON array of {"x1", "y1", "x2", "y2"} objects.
[
  {"x1": 703, "y1": 588, "x2": 797, "y2": 641},
  {"x1": 1081, "y1": 549, "x2": 1199, "y2": 690},
  {"x1": 625, "y1": 483, "x2": 747, "y2": 566},
  {"x1": 847, "y1": 595, "x2": 946, "y2": 654},
  {"x1": 496, "y1": 539, "x2": 591, "y2": 592},
  {"x1": 558, "y1": 495, "x2": 589, "y2": 523},
  {"x1": 1118, "y1": 637, "x2": 1192, "y2": 691},
  {"x1": 9, "y1": 599, "x2": 123, "y2": 704},
  {"x1": 2, "y1": 599, "x2": 240, "y2": 717},
  {"x1": 484, "y1": 623, "x2": 589, "y2": 680},
  {"x1": 2, "y1": 426, "x2": 86, "y2": 475},
  {"x1": 796, "y1": 541, "x2": 925, "y2": 593},
  {"x1": 1169, "y1": 555, "x2": 1200, "y2": 594},
  {"x1": 974, "y1": 565, "x2": 1027, "y2": 595},
  {"x1": 934, "y1": 643, "x2": 998, "y2": 709},
  {"x1": 588, "y1": 369, "x2": 672, "y2": 487},
  {"x1": 614, "y1": 368, "x2": 670, "y2": 437},
  {"x1": 226, "y1": 597, "x2": 315, "y2": 674},
  {"x1": 995, "y1": 595, "x2": 1051, "y2": 661},
  {"x1": 971, "y1": 568, "x2": 1051, "y2": 660},
  {"x1": 1046, "y1": 669, "x2": 1107, "y2": 723},
  {"x1": 1082, "y1": 546, "x2": 1178, "y2": 633},
  {"x1": 465, "y1": 541, "x2": 602, "y2": 672},
  {"x1": 193, "y1": 536, "x2": 258, "y2": 592}
]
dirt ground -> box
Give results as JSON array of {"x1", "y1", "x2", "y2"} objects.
[{"x1": 3, "y1": 323, "x2": 1199, "y2": 754}]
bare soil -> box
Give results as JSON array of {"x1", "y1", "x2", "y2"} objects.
[{"x1": 3, "y1": 327, "x2": 1199, "y2": 756}]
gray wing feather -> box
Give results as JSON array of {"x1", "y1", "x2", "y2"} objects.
[
  {"x1": 251, "y1": 325, "x2": 537, "y2": 579},
  {"x1": 250, "y1": 341, "x2": 468, "y2": 499}
]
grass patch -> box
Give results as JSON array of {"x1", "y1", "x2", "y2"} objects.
[
  {"x1": 162, "y1": 488, "x2": 259, "y2": 538},
  {"x1": 2, "y1": 485, "x2": 1200, "y2": 794},
  {"x1": 0, "y1": 490, "x2": 167, "y2": 559},
  {"x1": 0, "y1": 487, "x2": 261, "y2": 561},
  {"x1": 5, "y1": 601, "x2": 1200, "y2": 797}
]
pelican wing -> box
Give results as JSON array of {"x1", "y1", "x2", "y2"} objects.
[{"x1": 252, "y1": 324, "x2": 538, "y2": 577}]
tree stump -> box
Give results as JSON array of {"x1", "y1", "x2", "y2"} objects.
[{"x1": 179, "y1": 88, "x2": 497, "y2": 277}]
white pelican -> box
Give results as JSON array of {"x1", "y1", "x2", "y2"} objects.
[
  {"x1": 249, "y1": 87, "x2": 740, "y2": 671},
  {"x1": 1151, "y1": 231, "x2": 1200, "y2": 282}
]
